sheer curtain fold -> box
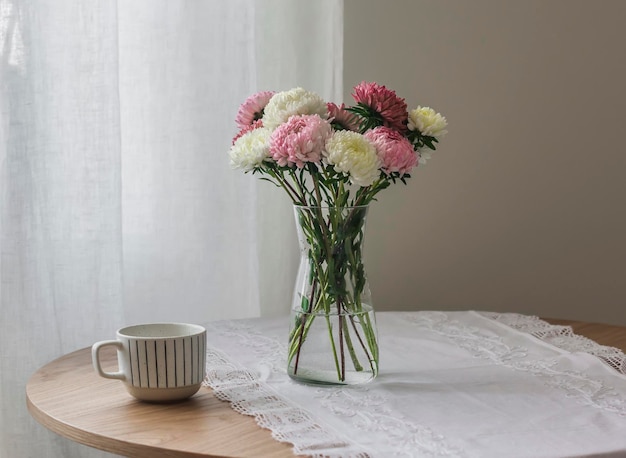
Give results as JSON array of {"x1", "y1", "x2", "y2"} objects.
[
  {"x1": 0, "y1": 0, "x2": 342, "y2": 456},
  {"x1": 118, "y1": 0, "x2": 262, "y2": 325},
  {"x1": 1, "y1": 1, "x2": 124, "y2": 456}
]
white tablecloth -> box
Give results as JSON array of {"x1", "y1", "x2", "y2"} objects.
[{"x1": 202, "y1": 311, "x2": 626, "y2": 457}]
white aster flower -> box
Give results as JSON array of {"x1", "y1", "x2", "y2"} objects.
[
  {"x1": 229, "y1": 127, "x2": 271, "y2": 171},
  {"x1": 262, "y1": 87, "x2": 328, "y2": 130},
  {"x1": 325, "y1": 131, "x2": 381, "y2": 187},
  {"x1": 408, "y1": 106, "x2": 448, "y2": 138}
]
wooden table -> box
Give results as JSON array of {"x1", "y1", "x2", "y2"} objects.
[
  {"x1": 26, "y1": 318, "x2": 626, "y2": 458},
  {"x1": 26, "y1": 346, "x2": 298, "y2": 458}
]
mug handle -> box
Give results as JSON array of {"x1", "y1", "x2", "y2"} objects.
[{"x1": 92, "y1": 340, "x2": 126, "y2": 381}]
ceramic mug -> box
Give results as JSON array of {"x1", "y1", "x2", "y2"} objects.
[{"x1": 92, "y1": 323, "x2": 206, "y2": 402}]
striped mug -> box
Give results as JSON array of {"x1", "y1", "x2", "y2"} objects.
[{"x1": 92, "y1": 323, "x2": 206, "y2": 402}]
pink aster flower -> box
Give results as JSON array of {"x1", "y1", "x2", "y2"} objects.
[
  {"x1": 269, "y1": 114, "x2": 332, "y2": 168},
  {"x1": 352, "y1": 81, "x2": 408, "y2": 132},
  {"x1": 235, "y1": 91, "x2": 275, "y2": 129},
  {"x1": 327, "y1": 102, "x2": 360, "y2": 131},
  {"x1": 232, "y1": 119, "x2": 264, "y2": 145},
  {"x1": 364, "y1": 126, "x2": 417, "y2": 176}
]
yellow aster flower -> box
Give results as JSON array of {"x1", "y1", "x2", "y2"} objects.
[
  {"x1": 408, "y1": 106, "x2": 448, "y2": 138},
  {"x1": 325, "y1": 131, "x2": 381, "y2": 187}
]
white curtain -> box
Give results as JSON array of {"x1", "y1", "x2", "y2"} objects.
[{"x1": 0, "y1": 1, "x2": 342, "y2": 457}]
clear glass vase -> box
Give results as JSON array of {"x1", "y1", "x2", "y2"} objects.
[{"x1": 287, "y1": 205, "x2": 379, "y2": 385}]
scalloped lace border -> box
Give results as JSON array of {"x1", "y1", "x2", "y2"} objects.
[
  {"x1": 203, "y1": 345, "x2": 371, "y2": 458},
  {"x1": 481, "y1": 312, "x2": 626, "y2": 375}
]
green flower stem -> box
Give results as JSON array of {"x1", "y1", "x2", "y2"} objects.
[
  {"x1": 325, "y1": 313, "x2": 342, "y2": 380},
  {"x1": 338, "y1": 310, "x2": 345, "y2": 381},
  {"x1": 321, "y1": 167, "x2": 340, "y2": 204},
  {"x1": 288, "y1": 311, "x2": 316, "y2": 363},
  {"x1": 310, "y1": 178, "x2": 336, "y2": 314},
  {"x1": 288, "y1": 169, "x2": 309, "y2": 205},
  {"x1": 342, "y1": 316, "x2": 363, "y2": 372},
  {"x1": 348, "y1": 314, "x2": 376, "y2": 373},
  {"x1": 268, "y1": 169, "x2": 306, "y2": 206},
  {"x1": 288, "y1": 204, "x2": 379, "y2": 383},
  {"x1": 290, "y1": 318, "x2": 307, "y2": 373},
  {"x1": 291, "y1": 275, "x2": 317, "y2": 375}
]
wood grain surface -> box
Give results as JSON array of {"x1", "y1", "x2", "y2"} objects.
[
  {"x1": 26, "y1": 346, "x2": 299, "y2": 458},
  {"x1": 26, "y1": 318, "x2": 626, "y2": 458}
]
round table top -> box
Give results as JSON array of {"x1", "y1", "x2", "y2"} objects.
[
  {"x1": 26, "y1": 318, "x2": 626, "y2": 458},
  {"x1": 26, "y1": 345, "x2": 298, "y2": 458}
]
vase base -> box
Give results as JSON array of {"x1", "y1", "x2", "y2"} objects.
[{"x1": 288, "y1": 368, "x2": 376, "y2": 386}]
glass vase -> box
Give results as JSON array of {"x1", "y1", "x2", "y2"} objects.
[{"x1": 287, "y1": 205, "x2": 379, "y2": 385}]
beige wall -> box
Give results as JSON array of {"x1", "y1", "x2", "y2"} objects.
[{"x1": 345, "y1": 0, "x2": 626, "y2": 324}]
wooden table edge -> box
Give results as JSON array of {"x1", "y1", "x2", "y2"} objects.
[
  {"x1": 25, "y1": 348, "x2": 296, "y2": 458},
  {"x1": 26, "y1": 389, "x2": 198, "y2": 458}
]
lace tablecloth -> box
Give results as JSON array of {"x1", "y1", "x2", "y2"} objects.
[{"x1": 202, "y1": 311, "x2": 626, "y2": 458}]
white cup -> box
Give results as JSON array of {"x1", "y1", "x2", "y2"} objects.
[{"x1": 92, "y1": 323, "x2": 206, "y2": 402}]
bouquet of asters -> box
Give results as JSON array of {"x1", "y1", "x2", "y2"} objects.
[{"x1": 229, "y1": 82, "x2": 447, "y2": 383}]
